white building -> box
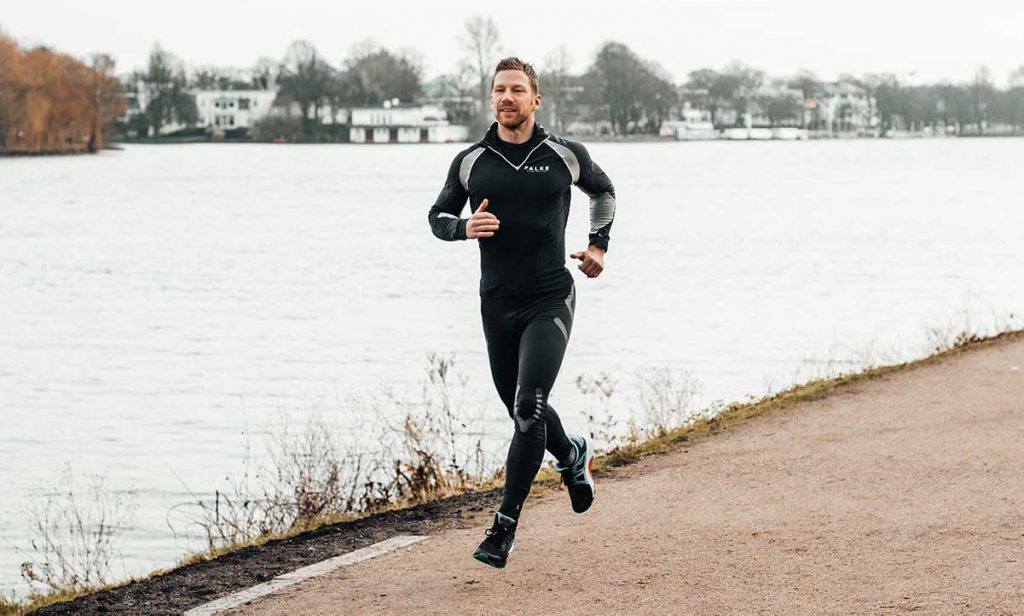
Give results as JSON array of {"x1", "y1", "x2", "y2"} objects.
[
  {"x1": 348, "y1": 100, "x2": 468, "y2": 143},
  {"x1": 668, "y1": 103, "x2": 716, "y2": 140},
  {"x1": 196, "y1": 89, "x2": 278, "y2": 130},
  {"x1": 807, "y1": 82, "x2": 878, "y2": 135}
]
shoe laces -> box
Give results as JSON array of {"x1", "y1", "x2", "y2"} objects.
[{"x1": 485, "y1": 521, "x2": 513, "y2": 538}]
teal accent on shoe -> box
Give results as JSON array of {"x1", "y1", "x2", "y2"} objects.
[
  {"x1": 553, "y1": 439, "x2": 579, "y2": 472},
  {"x1": 559, "y1": 435, "x2": 595, "y2": 513}
]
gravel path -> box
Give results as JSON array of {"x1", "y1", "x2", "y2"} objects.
[{"x1": 229, "y1": 336, "x2": 1024, "y2": 615}]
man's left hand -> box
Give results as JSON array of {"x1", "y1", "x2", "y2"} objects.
[{"x1": 569, "y1": 245, "x2": 606, "y2": 278}]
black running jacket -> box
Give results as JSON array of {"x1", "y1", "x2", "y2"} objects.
[{"x1": 427, "y1": 122, "x2": 617, "y2": 298}]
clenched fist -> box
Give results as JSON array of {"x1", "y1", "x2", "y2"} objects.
[
  {"x1": 466, "y1": 198, "x2": 500, "y2": 239},
  {"x1": 570, "y1": 245, "x2": 606, "y2": 278}
]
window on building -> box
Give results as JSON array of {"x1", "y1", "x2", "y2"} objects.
[{"x1": 238, "y1": 98, "x2": 250, "y2": 110}]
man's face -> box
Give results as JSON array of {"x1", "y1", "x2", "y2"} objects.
[{"x1": 491, "y1": 69, "x2": 541, "y2": 129}]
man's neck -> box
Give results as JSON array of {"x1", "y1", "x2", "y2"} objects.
[{"x1": 496, "y1": 117, "x2": 536, "y2": 144}]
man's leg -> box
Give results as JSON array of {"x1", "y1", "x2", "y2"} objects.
[
  {"x1": 497, "y1": 296, "x2": 575, "y2": 521},
  {"x1": 481, "y1": 300, "x2": 521, "y2": 419},
  {"x1": 482, "y1": 295, "x2": 574, "y2": 463}
]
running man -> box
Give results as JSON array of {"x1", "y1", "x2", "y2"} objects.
[{"x1": 427, "y1": 57, "x2": 617, "y2": 568}]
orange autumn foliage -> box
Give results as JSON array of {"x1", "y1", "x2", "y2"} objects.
[{"x1": 0, "y1": 35, "x2": 125, "y2": 154}]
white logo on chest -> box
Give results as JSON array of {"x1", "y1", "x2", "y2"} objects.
[{"x1": 523, "y1": 164, "x2": 550, "y2": 173}]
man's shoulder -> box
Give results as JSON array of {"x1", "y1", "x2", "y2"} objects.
[
  {"x1": 444, "y1": 141, "x2": 487, "y2": 172},
  {"x1": 545, "y1": 132, "x2": 590, "y2": 161},
  {"x1": 545, "y1": 131, "x2": 585, "y2": 151}
]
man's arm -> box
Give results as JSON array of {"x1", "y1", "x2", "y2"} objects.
[
  {"x1": 569, "y1": 142, "x2": 616, "y2": 252},
  {"x1": 564, "y1": 141, "x2": 615, "y2": 278},
  {"x1": 427, "y1": 154, "x2": 469, "y2": 241}
]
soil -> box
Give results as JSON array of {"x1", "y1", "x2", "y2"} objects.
[{"x1": 30, "y1": 489, "x2": 502, "y2": 615}]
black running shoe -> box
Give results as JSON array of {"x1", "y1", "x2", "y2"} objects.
[
  {"x1": 472, "y1": 513, "x2": 517, "y2": 569},
  {"x1": 555, "y1": 435, "x2": 595, "y2": 513}
]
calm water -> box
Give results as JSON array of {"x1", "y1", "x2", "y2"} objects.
[{"x1": 1, "y1": 139, "x2": 1022, "y2": 596}]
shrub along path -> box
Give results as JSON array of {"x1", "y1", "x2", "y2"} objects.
[{"x1": 226, "y1": 334, "x2": 1024, "y2": 615}]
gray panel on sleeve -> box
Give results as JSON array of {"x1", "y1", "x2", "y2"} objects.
[
  {"x1": 589, "y1": 193, "x2": 617, "y2": 233},
  {"x1": 458, "y1": 147, "x2": 485, "y2": 192},
  {"x1": 545, "y1": 140, "x2": 580, "y2": 184}
]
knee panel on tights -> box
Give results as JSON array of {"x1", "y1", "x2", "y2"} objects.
[{"x1": 512, "y1": 385, "x2": 546, "y2": 433}]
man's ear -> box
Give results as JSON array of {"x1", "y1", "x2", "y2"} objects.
[{"x1": 533, "y1": 94, "x2": 542, "y2": 111}]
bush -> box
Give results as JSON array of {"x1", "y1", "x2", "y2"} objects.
[{"x1": 19, "y1": 466, "x2": 137, "y2": 596}]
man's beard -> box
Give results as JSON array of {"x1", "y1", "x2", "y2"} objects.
[{"x1": 495, "y1": 107, "x2": 529, "y2": 129}]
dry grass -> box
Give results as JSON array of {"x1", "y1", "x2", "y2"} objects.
[
  {"x1": 12, "y1": 467, "x2": 136, "y2": 613},
  {"x1": 166, "y1": 353, "x2": 501, "y2": 555}
]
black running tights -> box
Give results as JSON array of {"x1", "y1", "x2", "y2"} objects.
[{"x1": 481, "y1": 284, "x2": 576, "y2": 521}]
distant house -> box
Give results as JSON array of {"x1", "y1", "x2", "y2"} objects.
[
  {"x1": 420, "y1": 75, "x2": 476, "y2": 126},
  {"x1": 806, "y1": 82, "x2": 878, "y2": 136},
  {"x1": 196, "y1": 89, "x2": 278, "y2": 131},
  {"x1": 750, "y1": 84, "x2": 804, "y2": 128},
  {"x1": 348, "y1": 100, "x2": 468, "y2": 143},
  {"x1": 664, "y1": 103, "x2": 716, "y2": 140}
]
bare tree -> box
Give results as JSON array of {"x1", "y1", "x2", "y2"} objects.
[
  {"x1": 191, "y1": 65, "x2": 249, "y2": 90},
  {"x1": 277, "y1": 40, "x2": 333, "y2": 134},
  {"x1": 1010, "y1": 66, "x2": 1024, "y2": 88},
  {"x1": 588, "y1": 42, "x2": 673, "y2": 135},
  {"x1": 344, "y1": 40, "x2": 423, "y2": 105},
  {"x1": 460, "y1": 16, "x2": 501, "y2": 131},
  {"x1": 138, "y1": 44, "x2": 197, "y2": 137},
  {"x1": 87, "y1": 53, "x2": 123, "y2": 151},
  {"x1": 541, "y1": 46, "x2": 577, "y2": 133},
  {"x1": 969, "y1": 65, "x2": 995, "y2": 131},
  {"x1": 788, "y1": 69, "x2": 820, "y2": 102},
  {"x1": 251, "y1": 57, "x2": 277, "y2": 90},
  {"x1": 686, "y1": 68, "x2": 749, "y2": 127},
  {"x1": 437, "y1": 60, "x2": 479, "y2": 126},
  {"x1": 760, "y1": 79, "x2": 803, "y2": 127},
  {"x1": 589, "y1": 42, "x2": 643, "y2": 134},
  {"x1": 723, "y1": 62, "x2": 765, "y2": 120},
  {"x1": 638, "y1": 60, "x2": 677, "y2": 134}
]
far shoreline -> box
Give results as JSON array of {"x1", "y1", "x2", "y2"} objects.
[
  {"x1": 87, "y1": 131, "x2": 1024, "y2": 148},
  {"x1": 5, "y1": 132, "x2": 1021, "y2": 156}
]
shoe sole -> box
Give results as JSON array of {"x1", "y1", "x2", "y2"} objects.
[{"x1": 472, "y1": 541, "x2": 513, "y2": 569}]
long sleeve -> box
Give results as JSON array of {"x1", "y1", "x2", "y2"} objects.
[
  {"x1": 427, "y1": 153, "x2": 469, "y2": 241},
  {"x1": 570, "y1": 142, "x2": 616, "y2": 252}
]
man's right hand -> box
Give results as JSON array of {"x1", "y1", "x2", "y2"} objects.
[{"x1": 466, "y1": 198, "x2": 500, "y2": 239}]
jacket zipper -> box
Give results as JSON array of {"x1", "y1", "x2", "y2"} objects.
[{"x1": 485, "y1": 136, "x2": 550, "y2": 171}]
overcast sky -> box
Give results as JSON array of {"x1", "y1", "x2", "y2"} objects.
[{"x1": 3, "y1": 0, "x2": 1023, "y2": 86}]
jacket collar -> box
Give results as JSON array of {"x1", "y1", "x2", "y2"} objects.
[{"x1": 479, "y1": 121, "x2": 549, "y2": 148}]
